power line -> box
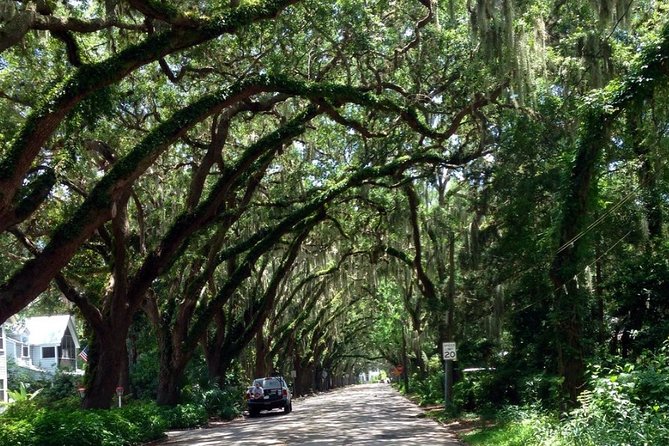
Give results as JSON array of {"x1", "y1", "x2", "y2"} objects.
[{"x1": 555, "y1": 186, "x2": 639, "y2": 255}]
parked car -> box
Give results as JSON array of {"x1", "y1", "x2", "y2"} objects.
[{"x1": 247, "y1": 376, "x2": 292, "y2": 416}]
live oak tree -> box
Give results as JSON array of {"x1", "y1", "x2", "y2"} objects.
[{"x1": 3, "y1": 0, "x2": 669, "y2": 412}]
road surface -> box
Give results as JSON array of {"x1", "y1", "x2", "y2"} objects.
[{"x1": 154, "y1": 383, "x2": 464, "y2": 445}]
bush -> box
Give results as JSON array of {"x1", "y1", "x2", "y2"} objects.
[
  {"x1": 412, "y1": 369, "x2": 445, "y2": 406},
  {"x1": 202, "y1": 386, "x2": 243, "y2": 420},
  {"x1": 182, "y1": 381, "x2": 244, "y2": 420},
  {"x1": 160, "y1": 403, "x2": 208, "y2": 429},
  {"x1": 462, "y1": 406, "x2": 552, "y2": 446},
  {"x1": 117, "y1": 402, "x2": 168, "y2": 442},
  {"x1": 31, "y1": 409, "x2": 128, "y2": 446},
  {"x1": 556, "y1": 355, "x2": 669, "y2": 446},
  {"x1": 452, "y1": 368, "x2": 519, "y2": 413},
  {"x1": 0, "y1": 399, "x2": 44, "y2": 421},
  {"x1": 36, "y1": 371, "x2": 80, "y2": 402},
  {"x1": 0, "y1": 419, "x2": 35, "y2": 446},
  {"x1": 0, "y1": 400, "x2": 171, "y2": 446},
  {"x1": 516, "y1": 372, "x2": 565, "y2": 411}
]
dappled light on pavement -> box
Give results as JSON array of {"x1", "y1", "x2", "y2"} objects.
[{"x1": 156, "y1": 383, "x2": 463, "y2": 445}]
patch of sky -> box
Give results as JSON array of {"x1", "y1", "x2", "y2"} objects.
[
  {"x1": 488, "y1": 124, "x2": 500, "y2": 139},
  {"x1": 607, "y1": 160, "x2": 624, "y2": 173},
  {"x1": 429, "y1": 114, "x2": 442, "y2": 128},
  {"x1": 660, "y1": 123, "x2": 669, "y2": 137},
  {"x1": 447, "y1": 133, "x2": 461, "y2": 148},
  {"x1": 611, "y1": 136, "x2": 624, "y2": 148},
  {"x1": 550, "y1": 85, "x2": 564, "y2": 96},
  {"x1": 65, "y1": 0, "x2": 90, "y2": 8}
]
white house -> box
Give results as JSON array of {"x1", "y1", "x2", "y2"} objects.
[
  {"x1": 5, "y1": 315, "x2": 81, "y2": 375},
  {"x1": 0, "y1": 323, "x2": 7, "y2": 403}
]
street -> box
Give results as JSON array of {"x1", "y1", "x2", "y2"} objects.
[{"x1": 154, "y1": 383, "x2": 464, "y2": 445}]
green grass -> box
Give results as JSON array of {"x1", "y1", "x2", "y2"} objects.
[{"x1": 462, "y1": 420, "x2": 539, "y2": 446}]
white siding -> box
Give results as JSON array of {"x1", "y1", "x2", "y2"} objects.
[
  {"x1": 0, "y1": 325, "x2": 7, "y2": 402},
  {"x1": 33, "y1": 345, "x2": 59, "y2": 372}
]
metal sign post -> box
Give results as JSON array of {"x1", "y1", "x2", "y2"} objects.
[
  {"x1": 116, "y1": 386, "x2": 124, "y2": 408},
  {"x1": 442, "y1": 342, "x2": 457, "y2": 409}
]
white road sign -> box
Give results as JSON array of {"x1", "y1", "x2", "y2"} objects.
[{"x1": 442, "y1": 342, "x2": 457, "y2": 361}]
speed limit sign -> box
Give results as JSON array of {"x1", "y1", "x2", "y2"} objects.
[{"x1": 442, "y1": 342, "x2": 457, "y2": 361}]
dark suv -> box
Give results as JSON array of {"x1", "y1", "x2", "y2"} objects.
[{"x1": 247, "y1": 376, "x2": 292, "y2": 416}]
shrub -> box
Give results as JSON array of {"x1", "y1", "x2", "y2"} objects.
[
  {"x1": 160, "y1": 403, "x2": 208, "y2": 429},
  {"x1": 32, "y1": 409, "x2": 127, "y2": 446},
  {"x1": 202, "y1": 386, "x2": 243, "y2": 420},
  {"x1": 36, "y1": 371, "x2": 80, "y2": 402},
  {"x1": 412, "y1": 369, "x2": 445, "y2": 406},
  {"x1": 1, "y1": 399, "x2": 44, "y2": 421},
  {"x1": 516, "y1": 372, "x2": 565, "y2": 410},
  {"x1": 462, "y1": 406, "x2": 552, "y2": 446},
  {"x1": 117, "y1": 402, "x2": 168, "y2": 442},
  {"x1": 0, "y1": 419, "x2": 35, "y2": 446},
  {"x1": 182, "y1": 381, "x2": 244, "y2": 420},
  {"x1": 556, "y1": 359, "x2": 669, "y2": 446},
  {"x1": 0, "y1": 400, "x2": 170, "y2": 446},
  {"x1": 129, "y1": 350, "x2": 160, "y2": 400},
  {"x1": 452, "y1": 368, "x2": 513, "y2": 413}
]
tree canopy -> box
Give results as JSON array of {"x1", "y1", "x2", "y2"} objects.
[{"x1": 2, "y1": 0, "x2": 669, "y2": 412}]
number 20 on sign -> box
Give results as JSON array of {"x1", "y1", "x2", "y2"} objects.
[{"x1": 442, "y1": 342, "x2": 457, "y2": 361}]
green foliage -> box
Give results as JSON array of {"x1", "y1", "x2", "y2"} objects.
[
  {"x1": 515, "y1": 372, "x2": 565, "y2": 411},
  {"x1": 409, "y1": 369, "x2": 445, "y2": 406},
  {"x1": 0, "y1": 399, "x2": 44, "y2": 422},
  {"x1": 453, "y1": 371, "x2": 496, "y2": 413},
  {"x1": 0, "y1": 419, "x2": 35, "y2": 446},
  {"x1": 0, "y1": 400, "x2": 180, "y2": 446},
  {"x1": 181, "y1": 381, "x2": 245, "y2": 420},
  {"x1": 159, "y1": 403, "x2": 208, "y2": 429},
  {"x1": 461, "y1": 344, "x2": 669, "y2": 445},
  {"x1": 462, "y1": 419, "x2": 539, "y2": 446},
  {"x1": 5, "y1": 382, "x2": 42, "y2": 403},
  {"x1": 555, "y1": 348, "x2": 669, "y2": 446},
  {"x1": 117, "y1": 402, "x2": 168, "y2": 441},
  {"x1": 32, "y1": 409, "x2": 133, "y2": 446},
  {"x1": 36, "y1": 370, "x2": 80, "y2": 402},
  {"x1": 462, "y1": 406, "x2": 557, "y2": 446},
  {"x1": 129, "y1": 350, "x2": 161, "y2": 400}
]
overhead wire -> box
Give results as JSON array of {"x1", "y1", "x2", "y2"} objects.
[{"x1": 554, "y1": 184, "x2": 640, "y2": 255}]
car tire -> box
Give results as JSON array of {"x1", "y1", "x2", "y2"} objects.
[
  {"x1": 249, "y1": 408, "x2": 259, "y2": 417},
  {"x1": 284, "y1": 402, "x2": 292, "y2": 414}
]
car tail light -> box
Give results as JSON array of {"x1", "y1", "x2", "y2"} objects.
[{"x1": 282, "y1": 389, "x2": 287, "y2": 396}]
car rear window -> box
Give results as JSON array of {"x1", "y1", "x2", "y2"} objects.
[{"x1": 261, "y1": 378, "x2": 282, "y2": 389}]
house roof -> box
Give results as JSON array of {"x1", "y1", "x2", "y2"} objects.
[{"x1": 24, "y1": 315, "x2": 79, "y2": 347}]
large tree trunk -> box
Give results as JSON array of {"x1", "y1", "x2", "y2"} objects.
[
  {"x1": 549, "y1": 111, "x2": 603, "y2": 404},
  {"x1": 443, "y1": 231, "x2": 456, "y2": 402},
  {"x1": 155, "y1": 313, "x2": 193, "y2": 405},
  {"x1": 254, "y1": 331, "x2": 271, "y2": 378},
  {"x1": 293, "y1": 355, "x2": 315, "y2": 396},
  {"x1": 156, "y1": 360, "x2": 187, "y2": 406},
  {"x1": 82, "y1": 328, "x2": 127, "y2": 409},
  {"x1": 628, "y1": 103, "x2": 663, "y2": 242}
]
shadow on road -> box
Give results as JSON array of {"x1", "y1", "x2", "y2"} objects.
[{"x1": 155, "y1": 384, "x2": 464, "y2": 445}]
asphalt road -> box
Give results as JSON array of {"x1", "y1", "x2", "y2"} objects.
[{"x1": 154, "y1": 383, "x2": 464, "y2": 445}]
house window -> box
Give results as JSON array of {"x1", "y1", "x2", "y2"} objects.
[
  {"x1": 42, "y1": 346, "x2": 56, "y2": 358},
  {"x1": 0, "y1": 329, "x2": 4, "y2": 354},
  {"x1": 22, "y1": 344, "x2": 29, "y2": 357},
  {"x1": 0, "y1": 378, "x2": 4, "y2": 402}
]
